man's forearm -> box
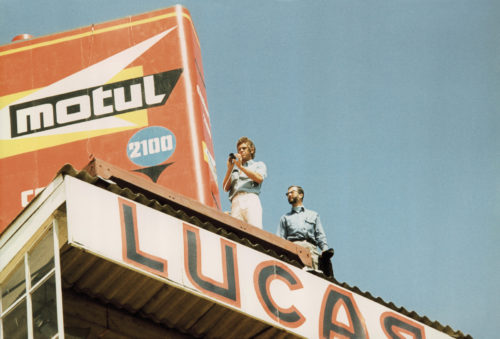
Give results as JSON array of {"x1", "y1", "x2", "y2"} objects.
[
  {"x1": 222, "y1": 167, "x2": 233, "y2": 191},
  {"x1": 238, "y1": 166, "x2": 263, "y2": 184}
]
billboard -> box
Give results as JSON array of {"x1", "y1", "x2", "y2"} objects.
[
  {"x1": 0, "y1": 6, "x2": 220, "y2": 233},
  {"x1": 65, "y1": 176, "x2": 453, "y2": 339}
]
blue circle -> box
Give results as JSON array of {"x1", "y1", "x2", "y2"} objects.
[{"x1": 127, "y1": 126, "x2": 176, "y2": 167}]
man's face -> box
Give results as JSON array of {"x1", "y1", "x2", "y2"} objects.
[
  {"x1": 237, "y1": 142, "x2": 252, "y2": 162},
  {"x1": 286, "y1": 187, "x2": 301, "y2": 204}
]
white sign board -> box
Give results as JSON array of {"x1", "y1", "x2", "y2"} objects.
[{"x1": 65, "y1": 176, "x2": 451, "y2": 339}]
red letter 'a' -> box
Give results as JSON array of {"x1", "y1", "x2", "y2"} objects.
[
  {"x1": 183, "y1": 223, "x2": 241, "y2": 308},
  {"x1": 319, "y1": 284, "x2": 369, "y2": 339},
  {"x1": 380, "y1": 312, "x2": 426, "y2": 339},
  {"x1": 118, "y1": 197, "x2": 168, "y2": 278}
]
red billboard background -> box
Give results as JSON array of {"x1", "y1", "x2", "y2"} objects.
[{"x1": 0, "y1": 6, "x2": 221, "y2": 233}]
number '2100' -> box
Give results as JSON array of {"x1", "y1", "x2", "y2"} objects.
[{"x1": 128, "y1": 135, "x2": 174, "y2": 158}]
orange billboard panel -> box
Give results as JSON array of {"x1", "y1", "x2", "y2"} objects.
[{"x1": 0, "y1": 6, "x2": 220, "y2": 233}]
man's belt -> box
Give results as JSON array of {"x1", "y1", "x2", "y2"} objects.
[{"x1": 289, "y1": 237, "x2": 317, "y2": 247}]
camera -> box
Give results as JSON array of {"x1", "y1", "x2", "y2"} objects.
[{"x1": 229, "y1": 153, "x2": 236, "y2": 160}]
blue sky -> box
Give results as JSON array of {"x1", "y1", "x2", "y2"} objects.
[{"x1": 1, "y1": 1, "x2": 499, "y2": 337}]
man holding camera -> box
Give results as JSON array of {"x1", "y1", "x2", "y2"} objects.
[
  {"x1": 278, "y1": 185, "x2": 334, "y2": 273},
  {"x1": 223, "y1": 137, "x2": 267, "y2": 229}
]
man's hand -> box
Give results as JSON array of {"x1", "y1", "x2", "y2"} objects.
[
  {"x1": 234, "y1": 153, "x2": 243, "y2": 169},
  {"x1": 227, "y1": 156, "x2": 235, "y2": 169},
  {"x1": 223, "y1": 154, "x2": 236, "y2": 192}
]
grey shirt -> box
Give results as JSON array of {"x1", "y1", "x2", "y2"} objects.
[
  {"x1": 277, "y1": 206, "x2": 329, "y2": 251},
  {"x1": 228, "y1": 159, "x2": 267, "y2": 201}
]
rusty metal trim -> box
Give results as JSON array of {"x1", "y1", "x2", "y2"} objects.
[{"x1": 83, "y1": 157, "x2": 312, "y2": 268}]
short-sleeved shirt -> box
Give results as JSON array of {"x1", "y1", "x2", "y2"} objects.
[
  {"x1": 228, "y1": 159, "x2": 267, "y2": 201},
  {"x1": 277, "y1": 206, "x2": 328, "y2": 251}
]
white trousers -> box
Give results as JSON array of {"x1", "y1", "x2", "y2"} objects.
[{"x1": 231, "y1": 192, "x2": 263, "y2": 229}]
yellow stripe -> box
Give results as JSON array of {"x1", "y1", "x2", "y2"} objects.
[
  {"x1": 0, "y1": 66, "x2": 148, "y2": 159},
  {"x1": 0, "y1": 12, "x2": 194, "y2": 57}
]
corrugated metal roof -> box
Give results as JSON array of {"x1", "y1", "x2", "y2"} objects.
[
  {"x1": 60, "y1": 244, "x2": 300, "y2": 338},
  {"x1": 57, "y1": 159, "x2": 471, "y2": 338}
]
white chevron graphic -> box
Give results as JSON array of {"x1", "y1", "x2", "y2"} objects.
[{"x1": 1, "y1": 26, "x2": 177, "y2": 140}]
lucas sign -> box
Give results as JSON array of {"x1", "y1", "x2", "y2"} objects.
[{"x1": 65, "y1": 176, "x2": 451, "y2": 339}]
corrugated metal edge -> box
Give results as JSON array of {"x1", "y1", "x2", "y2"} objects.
[
  {"x1": 57, "y1": 163, "x2": 472, "y2": 339},
  {"x1": 59, "y1": 163, "x2": 302, "y2": 268}
]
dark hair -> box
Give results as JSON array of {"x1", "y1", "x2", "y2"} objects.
[
  {"x1": 237, "y1": 136, "x2": 256, "y2": 159},
  {"x1": 288, "y1": 185, "x2": 304, "y2": 200}
]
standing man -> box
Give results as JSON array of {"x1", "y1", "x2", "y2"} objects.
[
  {"x1": 223, "y1": 137, "x2": 267, "y2": 228},
  {"x1": 278, "y1": 185, "x2": 334, "y2": 272}
]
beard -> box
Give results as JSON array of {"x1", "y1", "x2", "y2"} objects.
[{"x1": 288, "y1": 196, "x2": 298, "y2": 205}]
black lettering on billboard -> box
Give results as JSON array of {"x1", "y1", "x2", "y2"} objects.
[
  {"x1": 319, "y1": 285, "x2": 368, "y2": 339},
  {"x1": 118, "y1": 198, "x2": 167, "y2": 277},
  {"x1": 10, "y1": 69, "x2": 182, "y2": 137},
  {"x1": 254, "y1": 261, "x2": 306, "y2": 328},
  {"x1": 183, "y1": 224, "x2": 241, "y2": 307},
  {"x1": 381, "y1": 312, "x2": 425, "y2": 339}
]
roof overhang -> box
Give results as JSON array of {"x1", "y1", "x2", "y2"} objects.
[{"x1": 0, "y1": 160, "x2": 470, "y2": 338}]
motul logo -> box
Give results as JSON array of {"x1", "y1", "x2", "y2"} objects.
[{"x1": 9, "y1": 69, "x2": 182, "y2": 138}]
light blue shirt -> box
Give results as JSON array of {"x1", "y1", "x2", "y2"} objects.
[
  {"x1": 228, "y1": 159, "x2": 267, "y2": 201},
  {"x1": 277, "y1": 206, "x2": 329, "y2": 251}
]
